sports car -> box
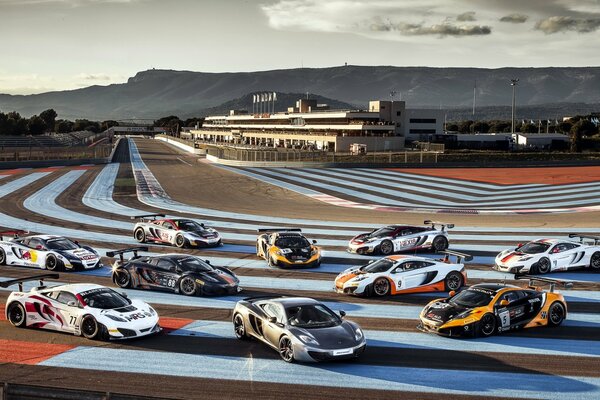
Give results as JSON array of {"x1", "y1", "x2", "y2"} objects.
[
  {"x1": 109, "y1": 247, "x2": 241, "y2": 296},
  {"x1": 347, "y1": 220, "x2": 453, "y2": 255},
  {"x1": 233, "y1": 296, "x2": 366, "y2": 362},
  {"x1": 418, "y1": 275, "x2": 571, "y2": 337},
  {"x1": 494, "y1": 234, "x2": 600, "y2": 274},
  {"x1": 2, "y1": 274, "x2": 160, "y2": 340},
  {"x1": 256, "y1": 228, "x2": 321, "y2": 268},
  {"x1": 0, "y1": 231, "x2": 102, "y2": 271},
  {"x1": 132, "y1": 214, "x2": 222, "y2": 248},
  {"x1": 335, "y1": 250, "x2": 470, "y2": 297}
]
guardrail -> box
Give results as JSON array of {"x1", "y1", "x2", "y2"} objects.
[
  {"x1": 0, "y1": 144, "x2": 112, "y2": 162},
  {"x1": 0, "y1": 382, "x2": 176, "y2": 400}
]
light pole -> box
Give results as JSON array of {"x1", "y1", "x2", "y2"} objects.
[{"x1": 510, "y1": 79, "x2": 519, "y2": 134}]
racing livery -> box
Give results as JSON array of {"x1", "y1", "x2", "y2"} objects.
[
  {"x1": 418, "y1": 275, "x2": 571, "y2": 337},
  {"x1": 109, "y1": 247, "x2": 241, "y2": 296},
  {"x1": 0, "y1": 231, "x2": 101, "y2": 271},
  {"x1": 494, "y1": 234, "x2": 600, "y2": 274},
  {"x1": 335, "y1": 250, "x2": 470, "y2": 297},
  {"x1": 233, "y1": 296, "x2": 366, "y2": 362},
  {"x1": 2, "y1": 274, "x2": 160, "y2": 340},
  {"x1": 256, "y1": 228, "x2": 321, "y2": 268},
  {"x1": 132, "y1": 214, "x2": 222, "y2": 248},
  {"x1": 347, "y1": 220, "x2": 453, "y2": 255}
]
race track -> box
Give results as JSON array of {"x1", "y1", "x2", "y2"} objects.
[{"x1": 0, "y1": 137, "x2": 599, "y2": 400}]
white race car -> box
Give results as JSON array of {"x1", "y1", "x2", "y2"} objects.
[
  {"x1": 0, "y1": 231, "x2": 101, "y2": 271},
  {"x1": 335, "y1": 250, "x2": 471, "y2": 297},
  {"x1": 2, "y1": 274, "x2": 161, "y2": 340},
  {"x1": 347, "y1": 220, "x2": 453, "y2": 255},
  {"x1": 132, "y1": 214, "x2": 222, "y2": 248},
  {"x1": 494, "y1": 234, "x2": 600, "y2": 274}
]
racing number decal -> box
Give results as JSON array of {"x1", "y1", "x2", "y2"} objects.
[
  {"x1": 159, "y1": 231, "x2": 171, "y2": 241},
  {"x1": 166, "y1": 279, "x2": 176, "y2": 288},
  {"x1": 398, "y1": 238, "x2": 418, "y2": 248},
  {"x1": 499, "y1": 310, "x2": 510, "y2": 328},
  {"x1": 69, "y1": 315, "x2": 77, "y2": 325}
]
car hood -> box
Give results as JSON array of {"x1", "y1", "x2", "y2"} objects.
[
  {"x1": 422, "y1": 300, "x2": 470, "y2": 325},
  {"x1": 58, "y1": 248, "x2": 98, "y2": 261},
  {"x1": 189, "y1": 269, "x2": 238, "y2": 285},
  {"x1": 351, "y1": 233, "x2": 385, "y2": 244},
  {"x1": 290, "y1": 322, "x2": 360, "y2": 348},
  {"x1": 496, "y1": 250, "x2": 536, "y2": 265},
  {"x1": 185, "y1": 228, "x2": 218, "y2": 238}
]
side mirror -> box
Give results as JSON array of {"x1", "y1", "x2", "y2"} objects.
[
  {"x1": 339, "y1": 310, "x2": 346, "y2": 318},
  {"x1": 169, "y1": 266, "x2": 177, "y2": 272},
  {"x1": 268, "y1": 316, "x2": 277, "y2": 323},
  {"x1": 204, "y1": 260, "x2": 211, "y2": 264},
  {"x1": 499, "y1": 299, "x2": 509, "y2": 307},
  {"x1": 201, "y1": 223, "x2": 205, "y2": 228},
  {"x1": 35, "y1": 245, "x2": 43, "y2": 250},
  {"x1": 312, "y1": 240, "x2": 317, "y2": 244},
  {"x1": 448, "y1": 290, "x2": 456, "y2": 297},
  {"x1": 67, "y1": 301, "x2": 78, "y2": 307},
  {"x1": 74, "y1": 240, "x2": 80, "y2": 246},
  {"x1": 121, "y1": 292, "x2": 128, "y2": 298}
]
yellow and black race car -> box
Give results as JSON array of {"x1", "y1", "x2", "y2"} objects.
[
  {"x1": 256, "y1": 228, "x2": 321, "y2": 268},
  {"x1": 418, "y1": 275, "x2": 571, "y2": 337}
]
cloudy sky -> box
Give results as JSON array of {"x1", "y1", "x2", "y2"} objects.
[{"x1": 1, "y1": 0, "x2": 599, "y2": 94}]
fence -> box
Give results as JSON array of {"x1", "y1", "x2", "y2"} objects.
[
  {"x1": 0, "y1": 382, "x2": 175, "y2": 400},
  {"x1": 0, "y1": 144, "x2": 112, "y2": 162}
]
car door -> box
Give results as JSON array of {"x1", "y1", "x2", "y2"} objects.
[
  {"x1": 392, "y1": 261, "x2": 432, "y2": 291},
  {"x1": 152, "y1": 259, "x2": 180, "y2": 292},
  {"x1": 133, "y1": 259, "x2": 164, "y2": 289},
  {"x1": 550, "y1": 243, "x2": 579, "y2": 271},
  {"x1": 260, "y1": 302, "x2": 285, "y2": 347},
  {"x1": 494, "y1": 290, "x2": 530, "y2": 331},
  {"x1": 9, "y1": 239, "x2": 43, "y2": 268},
  {"x1": 52, "y1": 291, "x2": 83, "y2": 333}
]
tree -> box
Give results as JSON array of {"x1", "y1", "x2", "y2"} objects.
[
  {"x1": 154, "y1": 115, "x2": 183, "y2": 134},
  {"x1": 55, "y1": 119, "x2": 74, "y2": 133},
  {"x1": 520, "y1": 123, "x2": 537, "y2": 133},
  {"x1": 73, "y1": 119, "x2": 100, "y2": 133},
  {"x1": 557, "y1": 121, "x2": 573, "y2": 134},
  {"x1": 570, "y1": 120, "x2": 597, "y2": 152},
  {"x1": 27, "y1": 115, "x2": 47, "y2": 135},
  {"x1": 445, "y1": 123, "x2": 459, "y2": 132},
  {"x1": 457, "y1": 120, "x2": 473, "y2": 134},
  {"x1": 39, "y1": 109, "x2": 57, "y2": 132},
  {"x1": 472, "y1": 121, "x2": 490, "y2": 133}
]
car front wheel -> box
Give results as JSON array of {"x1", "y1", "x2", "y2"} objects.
[
  {"x1": 45, "y1": 254, "x2": 63, "y2": 271},
  {"x1": 379, "y1": 240, "x2": 394, "y2": 255},
  {"x1": 478, "y1": 313, "x2": 497, "y2": 337},
  {"x1": 279, "y1": 336, "x2": 295, "y2": 363},
  {"x1": 81, "y1": 315, "x2": 107, "y2": 340},
  {"x1": 372, "y1": 278, "x2": 390, "y2": 296},
  {"x1": 535, "y1": 257, "x2": 551, "y2": 274},
  {"x1": 233, "y1": 313, "x2": 248, "y2": 340},
  {"x1": 179, "y1": 277, "x2": 197, "y2": 296}
]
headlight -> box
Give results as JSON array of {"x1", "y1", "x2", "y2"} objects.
[
  {"x1": 353, "y1": 275, "x2": 368, "y2": 282},
  {"x1": 453, "y1": 310, "x2": 472, "y2": 320},
  {"x1": 354, "y1": 328, "x2": 364, "y2": 341},
  {"x1": 106, "y1": 315, "x2": 127, "y2": 322},
  {"x1": 519, "y1": 256, "x2": 533, "y2": 261},
  {"x1": 299, "y1": 334, "x2": 319, "y2": 345},
  {"x1": 310, "y1": 248, "x2": 318, "y2": 256},
  {"x1": 147, "y1": 306, "x2": 156, "y2": 316},
  {"x1": 201, "y1": 275, "x2": 219, "y2": 283}
]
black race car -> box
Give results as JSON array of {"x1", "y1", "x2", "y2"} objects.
[{"x1": 108, "y1": 247, "x2": 241, "y2": 296}]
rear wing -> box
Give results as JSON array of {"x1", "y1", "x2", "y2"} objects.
[
  {"x1": 0, "y1": 230, "x2": 29, "y2": 241},
  {"x1": 568, "y1": 233, "x2": 600, "y2": 245},
  {"x1": 515, "y1": 274, "x2": 573, "y2": 293},
  {"x1": 130, "y1": 214, "x2": 165, "y2": 222},
  {"x1": 257, "y1": 228, "x2": 302, "y2": 233},
  {"x1": 0, "y1": 273, "x2": 59, "y2": 292},
  {"x1": 424, "y1": 220, "x2": 454, "y2": 231},
  {"x1": 440, "y1": 250, "x2": 472, "y2": 263},
  {"x1": 106, "y1": 246, "x2": 149, "y2": 262}
]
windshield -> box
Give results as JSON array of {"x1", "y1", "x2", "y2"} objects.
[
  {"x1": 177, "y1": 220, "x2": 205, "y2": 231},
  {"x1": 517, "y1": 242, "x2": 550, "y2": 254},
  {"x1": 275, "y1": 236, "x2": 310, "y2": 248},
  {"x1": 176, "y1": 257, "x2": 213, "y2": 272},
  {"x1": 80, "y1": 288, "x2": 131, "y2": 309},
  {"x1": 450, "y1": 288, "x2": 494, "y2": 308},
  {"x1": 286, "y1": 304, "x2": 340, "y2": 328},
  {"x1": 369, "y1": 227, "x2": 396, "y2": 238},
  {"x1": 45, "y1": 238, "x2": 79, "y2": 250},
  {"x1": 362, "y1": 258, "x2": 394, "y2": 273}
]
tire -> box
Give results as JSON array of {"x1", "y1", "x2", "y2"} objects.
[
  {"x1": 372, "y1": 278, "x2": 390, "y2": 297},
  {"x1": 256, "y1": 243, "x2": 261, "y2": 257},
  {"x1": 379, "y1": 240, "x2": 394, "y2": 255},
  {"x1": 548, "y1": 302, "x2": 566, "y2": 327},
  {"x1": 590, "y1": 252, "x2": 600, "y2": 270},
  {"x1": 233, "y1": 313, "x2": 248, "y2": 340},
  {"x1": 534, "y1": 257, "x2": 551, "y2": 274},
  {"x1": 179, "y1": 276, "x2": 197, "y2": 296},
  {"x1": 478, "y1": 313, "x2": 497, "y2": 337},
  {"x1": 279, "y1": 335, "x2": 295, "y2": 363},
  {"x1": 444, "y1": 271, "x2": 464, "y2": 291},
  {"x1": 0, "y1": 248, "x2": 6, "y2": 265},
  {"x1": 7, "y1": 302, "x2": 26, "y2": 328},
  {"x1": 432, "y1": 236, "x2": 449, "y2": 252},
  {"x1": 113, "y1": 269, "x2": 132, "y2": 288},
  {"x1": 45, "y1": 254, "x2": 63, "y2": 272},
  {"x1": 81, "y1": 315, "x2": 106, "y2": 340},
  {"x1": 175, "y1": 234, "x2": 186, "y2": 248},
  {"x1": 134, "y1": 228, "x2": 146, "y2": 243},
  {"x1": 268, "y1": 256, "x2": 277, "y2": 268}
]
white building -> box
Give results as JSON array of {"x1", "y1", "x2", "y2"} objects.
[{"x1": 512, "y1": 133, "x2": 569, "y2": 150}]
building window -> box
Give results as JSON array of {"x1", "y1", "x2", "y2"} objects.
[
  {"x1": 409, "y1": 129, "x2": 436, "y2": 134},
  {"x1": 410, "y1": 118, "x2": 436, "y2": 124},
  {"x1": 396, "y1": 111, "x2": 402, "y2": 116}
]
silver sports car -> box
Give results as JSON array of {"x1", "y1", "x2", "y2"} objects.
[{"x1": 232, "y1": 296, "x2": 367, "y2": 362}]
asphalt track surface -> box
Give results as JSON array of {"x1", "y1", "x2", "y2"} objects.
[{"x1": 0, "y1": 138, "x2": 599, "y2": 399}]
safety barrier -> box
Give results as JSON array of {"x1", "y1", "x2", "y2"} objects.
[{"x1": 0, "y1": 382, "x2": 174, "y2": 400}]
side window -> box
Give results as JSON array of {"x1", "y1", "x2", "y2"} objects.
[
  {"x1": 261, "y1": 303, "x2": 284, "y2": 323},
  {"x1": 400, "y1": 262, "x2": 418, "y2": 271},
  {"x1": 400, "y1": 229, "x2": 411, "y2": 237},
  {"x1": 499, "y1": 291, "x2": 519, "y2": 304},
  {"x1": 56, "y1": 291, "x2": 78, "y2": 305},
  {"x1": 156, "y1": 259, "x2": 175, "y2": 271},
  {"x1": 563, "y1": 243, "x2": 578, "y2": 251},
  {"x1": 162, "y1": 221, "x2": 176, "y2": 230},
  {"x1": 44, "y1": 291, "x2": 60, "y2": 300},
  {"x1": 27, "y1": 239, "x2": 45, "y2": 250}
]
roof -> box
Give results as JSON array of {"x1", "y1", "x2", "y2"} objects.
[
  {"x1": 266, "y1": 297, "x2": 320, "y2": 307},
  {"x1": 24, "y1": 235, "x2": 63, "y2": 240},
  {"x1": 40, "y1": 283, "x2": 105, "y2": 294},
  {"x1": 471, "y1": 283, "x2": 519, "y2": 292}
]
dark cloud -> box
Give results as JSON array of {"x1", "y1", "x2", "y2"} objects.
[
  {"x1": 370, "y1": 21, "x2": 491, "y2": 37},
  {"x1": 456, "y1": 12, "x2": 476, "y2": 22},
  {"x1": 499, "y1": 14, "x2": 528, "y2": 23},
  {"x1": 535, "y1": 16, "x2": 600, "y2": 34}
]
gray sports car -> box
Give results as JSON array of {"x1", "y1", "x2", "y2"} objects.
[{"x1": 232, "y1": 296, "x2": 367, "y2": 362}]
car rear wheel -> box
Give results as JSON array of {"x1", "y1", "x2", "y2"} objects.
[
  {"x1": 175, "y1": 234, "x2": 186, "y2": 248},
  {"x1": 432, "y1": 236, "x2": 448, "y2": 252},
  {"x1": 279, "y1": 336, "x2": 295, "y2": 363},
  {"x1": 7, "y1": 302, "x2": 26, "y2": 327},
  {"x1": 114, "y1": 269, "x2": 132, "y2": 288},
  {"x1": 233, "y1": 313, "x2": 248, "y2": 340},
  {"x1": 45, "y1": 254, "x2": 63, "y2": 271},
  {"x1": 81, "y1": 315, "x2": 106, "y2": 340},
  {"x1": 134, "y1": 228, "x2": 146, "y2": 243},
  {"x1": 590, "y1": 252, "x2": 600, "y2": 270},
  {"x1": 478, "y1": 313, "x2": 497, "y2": 337},
  {"x1": 444, "y1": 271, "x2": 464, "y2": 291},
  {"x1": 373, "y1": 278, "x2": 390, "y2": 296},
  {"x1": 535, "y1": 257, "x2": 551, "y2": 274},
  {"x1": 548, "y1": 302, "x2": 566, "y2": 327},
  {"x1": 0, "y1": 248, "x2": 6, "y2": 265},
  {"x1": 179, "y1": 277, "x2": 197, "y2": 296},
  {"x1": 379, "y1": 240, "x2": 394, "y2": 255}
]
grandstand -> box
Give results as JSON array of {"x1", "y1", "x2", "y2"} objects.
[{"x1": 0, "y1": 131, "x2": 100, "y2": 149}]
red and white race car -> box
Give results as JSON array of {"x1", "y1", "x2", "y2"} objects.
[{"x1": 132, "y1": 214, "x2": 222, "y2": 248}]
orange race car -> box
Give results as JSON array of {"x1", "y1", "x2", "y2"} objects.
[{"x1": 418, "y1": 275, "x2": 571, "y2": 338}]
